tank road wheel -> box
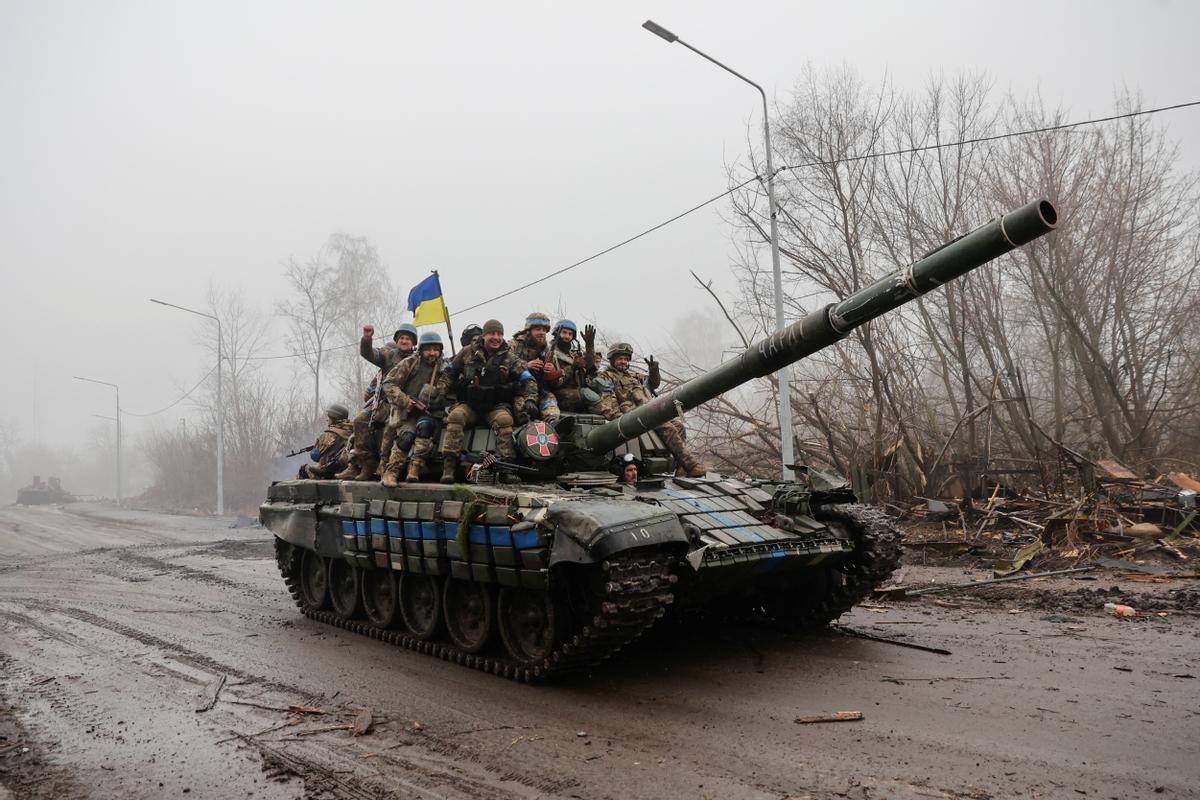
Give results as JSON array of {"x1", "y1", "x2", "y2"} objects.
[
  {"x1": 497, "y1": 587, "x2": 566, "y2": 666},
  {"x1": 399, "y1": 573, "x2": 443, "y2": 641},
  {"x1": 361, "y1": 569, "x2": 399, "y2": 629},
  {"x1": 442, "y1": 579, "x2": 495, "y2": 654},
  {"x1": 299, "y1": 549, "x2": 330, "y2": 611},
  {"x1": 765, "y1": 503, "x2": 901, "y2": 629},
  {"x1": 328, "y1": 560, "x2": 363, "y2": 619}
]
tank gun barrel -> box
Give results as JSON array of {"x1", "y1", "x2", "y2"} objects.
[{"x1": 584, "y1": 199, "x2": 1058, "y2": 454}]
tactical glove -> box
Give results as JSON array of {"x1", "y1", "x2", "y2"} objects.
[{"x1": 523, "y1": 400, "x2": 540, "y2": 421}]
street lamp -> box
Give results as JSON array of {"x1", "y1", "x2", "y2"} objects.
[
  {"x1": 642, "y1": 19, "x2": 796, "y2": 479},
  {"x1": 73, "y1": 376, "x2": 121, "y2": 505},
  {"x1": 150, "y1": 298, "x2": 224, "y2": 515}
]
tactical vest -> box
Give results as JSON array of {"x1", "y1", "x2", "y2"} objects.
[{"x1": 460, "y1": 349, "x2": 518, "y2": 411}]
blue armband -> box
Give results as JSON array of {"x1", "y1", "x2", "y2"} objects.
[
  {"x1": 519, "y1": 369, "x2": 532, "y2": 382},
  {"x1": 309, "y1": 446, "x2": 320, "y2": 461}
]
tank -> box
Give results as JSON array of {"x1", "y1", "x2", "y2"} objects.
[
  {"x1": 263, "y1": 199, "x2": 1058, "y2": 681},
  {"x1": 16, "y1": 476, "x2": 74, "y2": 505}
]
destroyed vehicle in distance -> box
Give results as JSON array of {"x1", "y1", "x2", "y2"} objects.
[
  {"x1": 16, "y1": 476, "x2": 74, "y2": 506},
  {"x1": 262, "y1": 199, "x2": 1058, "y2": 682}
]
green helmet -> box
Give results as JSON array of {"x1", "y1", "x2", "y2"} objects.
[
  {"x1": 394, "y1": 323, "x2": 418, "y2": 344},
  {"x1": 325, "y1": 403, "x2": 350, "y2": 421},
  {"x1": 606, "y1": 342, "x2": 633, "y2": 362},
  {"x1": 524, "y1": 311, "x2": 551, "y2": 330}
]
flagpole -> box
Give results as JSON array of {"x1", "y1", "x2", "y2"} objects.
[{"x1": 434, "y1": 270, "x2": 457, "y2": 356}]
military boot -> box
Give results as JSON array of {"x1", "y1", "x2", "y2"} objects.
[
  {"x1": 674, "y1": 458, "x2": 708, "y2": 478},
  {"x1": 354, "y1": 456, "x2": 379, "y2": 482},
  {"x1": 381, "y1": 463, "x2": 404, "y2": 488},
  {"x1": 439, "y1": 454, "x2": 458, "y2": 484},
  {"x1": 405, "y1": 459, "x2": 423, "y2": 482},
  {"x1": 334, "y1": 459, "x2": 358, "y2": 480}
]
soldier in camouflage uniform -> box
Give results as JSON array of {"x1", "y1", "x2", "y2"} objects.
[
  {"x1": 379, "y1": 331, "x2": 447, "y2": 486},
  {"x1": 337, "y1": 324, "x2": 417, "y2": 480},
  {"x1": 594, "y1": 342, "x2": 707, "y2": 477},
  {"x1": 437, "y1": 319, "x2": 538, "y2": 484},
  {"x1": 508, "y1": 311, "x2": 562, "y2": 422},
  {"x1": 298, "y1": 404, "x2": 353, "y2": 479},
  {"x1": 544, "y1": 319, "x2": 597, "y2": 412}
]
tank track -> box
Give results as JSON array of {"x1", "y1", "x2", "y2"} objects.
[
  {"x1": 782, "y1": 502, "x2": 903, "y2": 629},
  {"x1": 275, "y1": 540, "x2": 676, "y2": 683}
]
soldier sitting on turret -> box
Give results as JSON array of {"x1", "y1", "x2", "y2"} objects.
[
  {"x1": 594, "y1": 343, "x2": 707, "y2": 478},
  {"x1": 436, "y1": 319, "x2": 538, "y2": 484},
  {"x1": 380, "y1": 331, "x2": 447, "y2": 486},
  {"x1": 509, "y1": 310, "x2": 562, "y2": 423},
  {"x1": 299, "y1": 404, "x2": 353, "y2": 479},
  {"x1": 542, "y1": 319, "x2": 598, "y2": 412}
]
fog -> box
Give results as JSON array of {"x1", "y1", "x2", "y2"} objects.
[{"x1": 1, "y1": 0, "x2": 1197, "y2": 498}]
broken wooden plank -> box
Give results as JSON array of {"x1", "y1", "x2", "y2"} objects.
[
  {"x1": 1166, "y1": 472, "x2": 1200, "y2": 493},
  {"x1": 195, "y1": 674, "x2": 226, "y2": 713},
  {"x1": 795, "y1": 711, "x2": 863, "y2": 724}
]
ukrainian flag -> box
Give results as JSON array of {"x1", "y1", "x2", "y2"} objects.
[{"x1": 407, "y1": 273, "x2": 448, "y2": 326}]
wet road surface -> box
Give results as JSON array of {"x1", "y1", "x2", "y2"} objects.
[{"x1": 1, "y1": 503, "x2": 1197, "y2": 799}]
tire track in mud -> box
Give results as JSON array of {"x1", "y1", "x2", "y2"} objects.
[{"x1": 8, "y1": 603, "x2": 578, "y2": 798}]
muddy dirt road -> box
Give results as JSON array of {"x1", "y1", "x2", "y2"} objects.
[{"x1": 1, "y1": 503, "x2": 1197, "y2": 799}]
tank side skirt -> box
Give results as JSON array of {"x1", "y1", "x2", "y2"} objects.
[{"x1": 275, "y1": 540, "x2": 676, "y2": 683}]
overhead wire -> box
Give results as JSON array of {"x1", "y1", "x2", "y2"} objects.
[
  {"x1": 120, "y1": 366, "x2": 216, "y2": 417},
  {"x1": 202, "y1": 99, "x2": 1200, "y2": 363}
]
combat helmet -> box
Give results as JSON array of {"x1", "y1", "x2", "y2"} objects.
[
  {"x1": 552, "y1": 319, "x2": 577, "y2": 336},
  {"x1": 417, "y1": 331, "x2": 444, "y2": 351},
  {"x1": 324, "y1": 403, "x2": 350, "y2": 421},
  {"x1": 607, "y1": 342, "x2": 634, "y2": 362},
  {"x1": 460, "y1": 324, "x2": 482, "y2": 347},
  {"x1": 524, "y1": 311, "x2": 552, "y2": 331},
  {"x1": 394, "y1": 323, "x2": 419, "y2": 344}
]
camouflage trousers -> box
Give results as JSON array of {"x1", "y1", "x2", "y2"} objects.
[
  {"x1": 382, "y1": 414, "x2": 438, "y2": 477},
  {"x1": 552, "y1": 384, "x2": 590, "y2": 414},
  {"x1": 656, "y1": 419, "x2": 702, "y2": 473},
  {"x1": 349, "y1": 407, "x2": 396, "y2": 467},
  {"x1": 443, "y1": 404, "x2": 515, "y2": 459}
]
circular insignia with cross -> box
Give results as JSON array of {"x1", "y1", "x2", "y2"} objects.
[{"x1": 520, "y1": 420, "x2": 560, "y2": 461}]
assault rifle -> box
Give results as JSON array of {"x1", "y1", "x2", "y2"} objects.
[
  {"x1": 284, "y1": 445, "x2": 312, "y2": 458},
  {"x1": 463, "y1": 452, "x2": 538, "y2": 480}
]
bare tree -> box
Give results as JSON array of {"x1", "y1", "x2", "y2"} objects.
[{"x1": 277, "y1": 254, "x2": 343, "y2": 421}]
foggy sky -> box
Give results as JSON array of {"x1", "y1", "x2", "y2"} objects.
[{"x1": 2, "y1": 0, "x2": 1198, "y2": 452}]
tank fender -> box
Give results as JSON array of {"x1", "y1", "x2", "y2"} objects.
[
  {"x1": 259, "y1": 502, "x2": 344, "y2": 559},
  {"x1": 545, "y1": 499, "x2": 689, "y2": 566}
]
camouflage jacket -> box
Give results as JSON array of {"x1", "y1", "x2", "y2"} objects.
[
  {"x1": 382, "y1": 354, "x2": 447, "y2": 418},
  {"x1": 594, "y1": 366, "x2": 654, "y2": 417},
  {"x1": 438, "y1": 341, "x2": 537, "y2": 411},
  {"x1": 511, "y1": 333, "x2": 595, "y2": 391},
  {"x1": 314, "y1": 420, "x2": 353, "y2": 469},
  {"x1": 360, "y1": 340, "x2": 407, "y2": 409}
]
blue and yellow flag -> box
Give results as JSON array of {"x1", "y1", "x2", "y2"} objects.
[{"x1": 407, "y1": 273, "x2": 448, "y2": 326}]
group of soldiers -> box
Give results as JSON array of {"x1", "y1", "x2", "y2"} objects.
[{"x1": 298, "y1": 311, "x2": 707, "y2": 485}]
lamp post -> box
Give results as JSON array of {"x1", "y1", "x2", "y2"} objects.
[
  {"x1": 150, "y1": 298, "x2": 224, "y2": 515},
  {"x1": 73, "y1": 376, "x2": 121, "y2": 505},
  {"x1": 642, "y1": 19, "x2": 795, "y2": 479}
]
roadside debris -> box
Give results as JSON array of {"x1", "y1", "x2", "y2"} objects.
[
  {"x1": 878, "y1": 566, "x2": 1096, "y2": 598},
  {"x1": 795, "y1": 711, "x2": 863, "y2": 724},
  {"x1": 352, "y1": 708, "x2": 373, "y2": 736},
  {"x1": 832, "y1": 625, "x2": 951, "y2": 655},
  {"x1": 195, "y1": 674, "x2": 226, "y2": 713},
  {"x1": 1103, "y1": 602, "x2": 1140, "y2": 618}
]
